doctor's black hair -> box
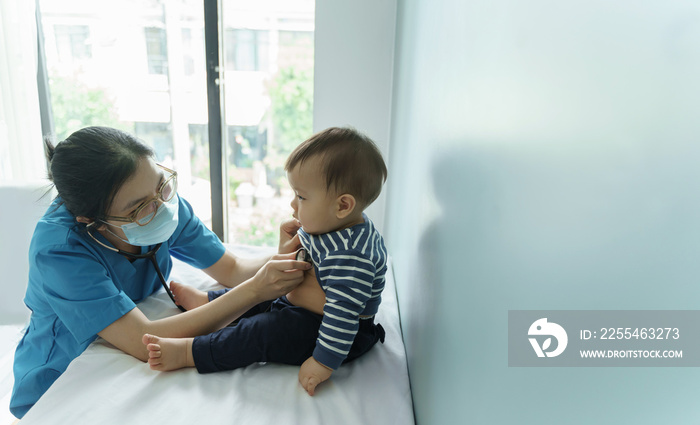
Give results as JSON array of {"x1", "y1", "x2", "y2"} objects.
[{"x1": 44, "y1": 126, "x2": 154, "y2": 221}]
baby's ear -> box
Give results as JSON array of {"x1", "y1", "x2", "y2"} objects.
[{"x1": 335, "y1": 194, "x2": 357, "y2": 219}]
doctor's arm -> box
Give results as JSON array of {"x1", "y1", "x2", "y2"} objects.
[
  {"x1": 199, "y1": 218, "x2": 303, "y2": 288},
  {"x1": 202, "y1": 250, "x2": 271, "y2": 288},
  {"x1": 99, "y1": 254, "x2": 310, "y2": 362}
]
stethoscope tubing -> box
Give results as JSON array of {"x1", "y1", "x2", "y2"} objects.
[
  {"x1": 86, "y1": 225, "x2": 187, "y2": 313},
  {"x1": 118, "y1": 243, "x2": 187, "y2": 313}
]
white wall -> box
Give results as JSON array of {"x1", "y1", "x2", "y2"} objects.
[
  {"x1": 386, "y1": 0, "x2": 700, "y2": 424},
  {"x1": 313, "y1": 0, "x2": 397, "y2": 232},
  {"x1": 0, "y1": 182, "x2": 54, "y2": 324}
]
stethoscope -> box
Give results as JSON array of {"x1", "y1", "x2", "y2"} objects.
[
  {"x1": 87, "y1": 224, "x2": 186, "y2": 312},
  {"x1": 296, "y1": 247, "x2": 312, "y2": 263}
]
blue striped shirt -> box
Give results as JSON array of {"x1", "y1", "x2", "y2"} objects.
[{"x1": 298, "y1": 214, "x2": 388, "y2": 370}]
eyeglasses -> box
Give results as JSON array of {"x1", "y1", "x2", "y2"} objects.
[{"x1": 103, "y1": 164, "x2": 178, "y2": 226}]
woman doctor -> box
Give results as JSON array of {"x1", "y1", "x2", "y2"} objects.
[{"x1": 10, "y1": 126, "x2": 309, "y2": 418}]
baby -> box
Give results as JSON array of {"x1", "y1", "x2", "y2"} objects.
[{"x1": 143, "y1": 127, "x2": 389, "y2": 396}]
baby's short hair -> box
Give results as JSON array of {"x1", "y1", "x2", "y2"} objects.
[{"x1": 285, "y1": 127, "x2": 388, "y2": 209}]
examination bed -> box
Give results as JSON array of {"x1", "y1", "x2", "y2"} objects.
[{"x1": 18, "y1": 245, "x2": 414, "y2": 424}]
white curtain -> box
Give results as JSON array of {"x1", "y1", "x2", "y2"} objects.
[{"x1": 0, "y1": 0, "x2": 46, "y2": 182}]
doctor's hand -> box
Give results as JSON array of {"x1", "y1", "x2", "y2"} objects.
[
  {"x1": 252, "y1": 252, "x2": 310, "y2": 301},
  {"x1": 299, "y1": 356, "x2": 333, "y2": 396},
  {"x1": 279, "y1": 218, "x2": 302, "y2": 254}
]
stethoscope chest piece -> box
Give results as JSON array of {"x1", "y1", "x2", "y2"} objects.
[{"x1": 296, "y1": 248, "x2": 312, "y2": 263}]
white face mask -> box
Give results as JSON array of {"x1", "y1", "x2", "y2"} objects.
[{"x1": 104, "y1": 195, "x2": 179, "y2": 246}]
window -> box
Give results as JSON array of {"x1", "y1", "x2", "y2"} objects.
[
  {"x1": 223, "y1": 0, "x2": 314, "y2": 246},
  {"x1": 40, "y1": 0, "x2": 212, "y2": 226},
  {"x1": 182, "y1": 28, "x2": 196, "y2": 76},
  {"x1": 145, "y1": 27, "x2": 168, "y2": 75},
  {"x1": 225, "y1": 29, "x2": 270, "y2": 72},
  {"x1": 278, "y1": 30, "x2": 314, "y2": 69},
  {"x1": 54, "y1": 25, "x2": 91, "y2": 62},
  {"x1": 38, "y1": 0, "x2": 315, "y2": 246},
  {"x1": 133, "y1": 122, "x2": 173, "y2": 159}
]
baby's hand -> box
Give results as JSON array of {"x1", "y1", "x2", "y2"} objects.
[
  {"x1": 298, "y1": 356, "x2": 333, "y2": 396},
  {"x1": 279, "y1": 218, "x2": 302, "y2": 254}
]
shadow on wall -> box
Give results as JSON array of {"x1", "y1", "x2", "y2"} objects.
[
  {"x1": 403, "y1": 133, "x2": 700, "y2": 424},
  {"x1": 401, "y1": 143, "x2": 498, "y2": 421}
]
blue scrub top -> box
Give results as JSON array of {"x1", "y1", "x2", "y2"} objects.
[{"x1": 10, "y1": 195, "x2": 226, "y2": 418}]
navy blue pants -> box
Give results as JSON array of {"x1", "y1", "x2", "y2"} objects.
[{"x1": 192, "y1": 290, "x2": 386, "y2": 373}]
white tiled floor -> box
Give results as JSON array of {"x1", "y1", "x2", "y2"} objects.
[{"x1": 0, "y1": 325, "x2": 24, "y2": 425}]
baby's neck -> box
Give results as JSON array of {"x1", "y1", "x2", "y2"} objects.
[{"x1": 332, "y1": 213, "x2": 365, "y2": 233}]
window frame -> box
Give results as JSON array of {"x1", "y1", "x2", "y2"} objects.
[{"x1": 36, "y1": 0, "x2": 229, "y2": 241}]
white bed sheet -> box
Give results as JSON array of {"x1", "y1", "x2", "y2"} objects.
[{"x1": 20, "y1": 245, "x2": 414, "y2": 425}]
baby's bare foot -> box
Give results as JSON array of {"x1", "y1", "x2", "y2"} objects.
[
  {"x1": 170, "y1": 281, "x2": 209, "y2": 310},
  {"x1": 142, "y1": 334, "x2": 195, "y2": 371}
]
